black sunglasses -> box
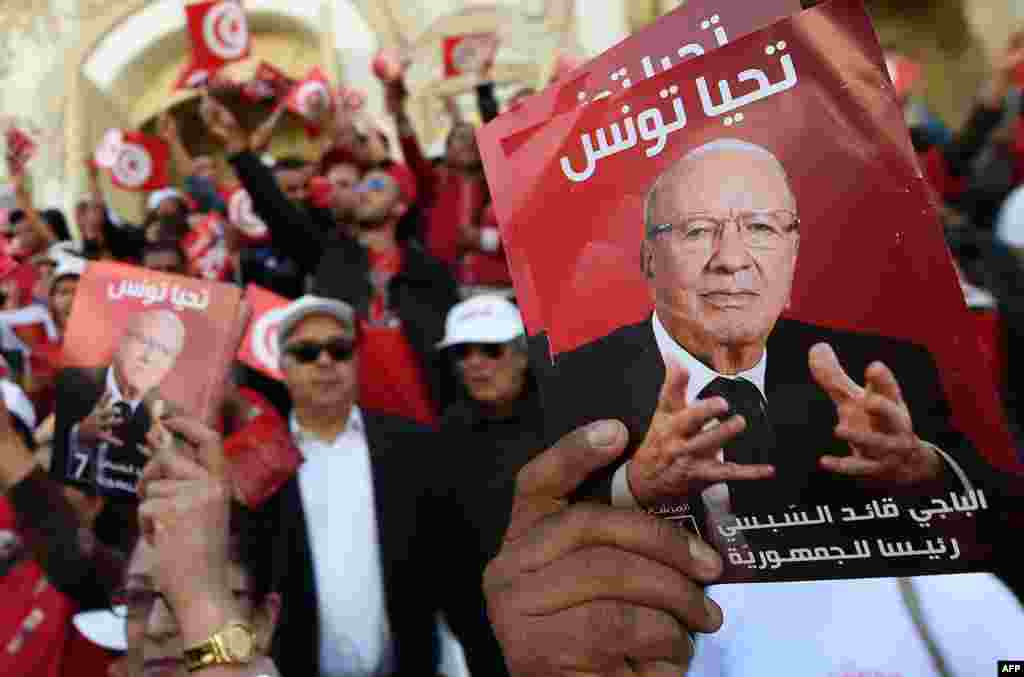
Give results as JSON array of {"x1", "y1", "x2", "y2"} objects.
[
  {"x1": 284, "y1": 338, "x2": 356, "y2": 364},
  {"x1": 451, "y1": 343, "x2": 506, "y2": 360}
]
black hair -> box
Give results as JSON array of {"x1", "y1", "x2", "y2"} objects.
[
  {"x1": 272, "y1": 157, "x2": 308, "y2": 172},
  {"x1": 142, "y1": 238, "x2": 186, "y2": 263},
  {"x1": 40, "y1": 209, "x2": 70, "y2": 241},
  {"x1": 145, "y1": 213, "x2": 190, "y2": 242},
  {"x1": 229, "y1": 501, "x2": 280, "y2": 606}
]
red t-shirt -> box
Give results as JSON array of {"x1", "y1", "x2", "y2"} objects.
[
  {"x1": 357, "y1": 249, "x2": 437, "y2": 426},
  {"x1": 424, "y1": 173, "x2": 488, "y2": 268},
  {"x1": 27, "y1": 337, "x2": 62, "y2": 422},
  {"x1": 0, "y1": 498, "x2": 115, "y2": 677}
]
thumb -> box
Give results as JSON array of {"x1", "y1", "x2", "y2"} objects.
[
  {"x1": 162, "y1": 416, "x2": 227, "y2": 478},
  {"x1": 505, "y1": 420, "x2": 627, "y2": 540}
]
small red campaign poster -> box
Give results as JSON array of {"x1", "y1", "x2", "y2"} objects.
[{"x1": 50, "y1": 262, "x2": 249, "y2": 500}]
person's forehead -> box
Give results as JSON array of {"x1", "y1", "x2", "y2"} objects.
[
  {"x1": 656, "y1": 150, "x2": 793, "y2": 215},
  {"x1": 275, "y1": 168, "x2": 306, "y2": 182},
  {"x1": 288, "y1": 313, "x2": 353, "y2": 341},
  {"x1": 328, "y1": 164, "x2": 359, "y2": 181},
  {"x1": 129, "y1": 313, "x2": 180, "y2": 340}
]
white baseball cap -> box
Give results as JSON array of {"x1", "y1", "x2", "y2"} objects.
[
  {"x1": 996, "y1": 185, "x2": 1024, "y2": 248},
  {"x1": 72, "y1": 607, "x2": 127, "y2": 652},
  {"x1": 147, "y1": 188, "x2": 185, "y2": 212},
  {"x1": 437, "y1": 295, "x2": 524, "y2": 349},
  {"x1": 50, "y1": 254, "x2": 87, "y2": 287},
  {"x1": 276, "y1": 295, "x2": 356, "y2": 354}
]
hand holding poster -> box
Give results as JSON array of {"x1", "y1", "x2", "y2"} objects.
[{"x1": 478, "y1": 0, "x2": 1022, "y2": 583}]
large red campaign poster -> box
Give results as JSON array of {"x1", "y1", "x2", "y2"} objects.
[{"x1": 478, "y1": 0, "x2": 1021, "y2": 583}]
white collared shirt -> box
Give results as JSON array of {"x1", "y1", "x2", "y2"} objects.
[
  {"x1": 612, "y1": 313, "x2": 766, "y2": 511},
  {"x1": 291, "y1": 406, "x2": 394, "y2": 677}
]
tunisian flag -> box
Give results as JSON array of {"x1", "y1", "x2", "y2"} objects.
[
  {"x1": 226, "y1": 187, "x2": 269, "y2": 243},
  {"x1": 175, "y1": 0, "x2": 251, "y2": 90},
  {"x1": 285, "y1": 67, "x2": 334, "y2": 136},
  {"x1": 442, "y1": 33, "x2": 499, "y2": 78},
  {"x1": 107, "y1": 132, "x2": 170, "y2": 192},
  {"x1": 237, "y1": 284, "x2": 289, "y2": 381}
]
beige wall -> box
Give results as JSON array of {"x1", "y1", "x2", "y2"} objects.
[{"x1": 4, "y1": 0, "x2": 1023, "y2": 224}]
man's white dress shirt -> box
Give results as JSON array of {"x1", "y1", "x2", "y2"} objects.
[
  {"x1": 292, "y1": 406, "x2": 395, "y2": 677},
  {"x1": 612, "y1": 313, "x2": 766, "y2": 514}
]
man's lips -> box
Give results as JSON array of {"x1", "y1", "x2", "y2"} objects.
[
  {"x1": 143, "y1": 657, "x2": 183, "y2": 676},
  {"x1": 700, "y1": 291, "x2": 759, "y2": 306}
]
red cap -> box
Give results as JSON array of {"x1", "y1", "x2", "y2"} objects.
[{"x1": 388, "y1": 163, "x2": 419, "y2": 205}]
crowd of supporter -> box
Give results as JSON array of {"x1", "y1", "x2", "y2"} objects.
[{"x1": 0, "y1": 16, "x2": 1022, "y2": 677}]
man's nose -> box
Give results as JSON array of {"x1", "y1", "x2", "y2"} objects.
[
  {"x1": 145, "y1": 597, "x2": 179, "y2": 642},
  {"x1": 708, "y1": 222, "x2": 751, "y2": 272}
]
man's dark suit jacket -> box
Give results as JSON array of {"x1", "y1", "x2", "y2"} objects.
[
  {"x1": 51, "y1": 366, "x2": 157, "y2": 499},
  {"x1": 534, "y1": 317, "x2": 1021, "y2": 581},
  {"x1": 266, "y1": 410, "x2": 509, "y2": 677}
]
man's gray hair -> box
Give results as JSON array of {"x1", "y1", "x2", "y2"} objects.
[{"x1": 643, "y1": 138, "x2": 793, "y2": 236}]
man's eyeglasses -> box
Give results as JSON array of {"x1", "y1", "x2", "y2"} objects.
[
  {"x1": 451, "y1": 343, "x2": 507, "y2": 361},
  {"x1": 111, "y1": 587, "x2": 255, "y2": 619},
  {"x1": 284, "y1": 338, "x2": 356, "y2": 364},
  {"x1": 647, "y1": 210, "x2": 799, "y2": 251}
]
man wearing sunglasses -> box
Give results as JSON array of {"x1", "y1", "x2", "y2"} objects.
[
  {"x1": 543, "y1": 138, "x2": 1005, "y2": 580},
  {"x1": 264, "y1": 294, "x2": 507, "y2": 677},
  {"x1": 435, "y1": 295, "x2": 547, "y2": 565}
]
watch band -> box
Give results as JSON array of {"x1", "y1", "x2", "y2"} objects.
[{"x1": 184, "y1": 621, "x2": 255, "y2": 673}]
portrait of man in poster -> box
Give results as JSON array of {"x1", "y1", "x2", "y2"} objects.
[
  {"x1": 551, "y1": 138, "x2": 991, "y2": 537},
  {"x1": 55, "y1": 308, "x2": 185, "y2": 495}
]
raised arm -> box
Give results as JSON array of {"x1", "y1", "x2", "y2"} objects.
[
  {"x1": 199, "y1": 93, "x2": 326, "y2": 267},
  {"x1": 7, "y1": 158, "x2": 57, "y2": 246}
]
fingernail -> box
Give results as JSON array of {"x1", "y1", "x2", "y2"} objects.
[
  {"x1": 704, "y1": 595, "x2": 724, "y2": 628},
  {"x1": 689, "y1": 536, "x2": 720, "y2": 571},
  {"x1": 586, "y1": 421, "x2": 621, "y2": 448}
]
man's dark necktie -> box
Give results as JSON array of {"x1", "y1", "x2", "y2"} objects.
[
  {"x1": 698, "y1": 377, "x2": 775, "y2": 514},
  {"x1": 110, "y1": 401, "x2": 133, "y2": 444}
]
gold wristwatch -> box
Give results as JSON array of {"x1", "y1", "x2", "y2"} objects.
[{"x1": 183, "y1": 621, "x2": 256, "y2": 672}]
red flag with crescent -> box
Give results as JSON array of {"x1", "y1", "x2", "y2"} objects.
[
  {"x1": 226, "y1": 186, "x2": 270, "y2": 243},
  {"x1": 182, "y1": 212, "x2": 233, "y2": 281},
  {"x1": 107, "y1": 131, "x2": 170, "y2": 192},
  {"x1": 237, "y1": 284, "x2": 290, "y2": 381},
  {"x1": 242, "y1": 61, "x2": 295, "y2": 103},
  {"x1": 442, "y1": 33, "x2": 499, "y2": 78},
  {"x1": 175, "y1": 0, "x2": 251, "y2": 91},
  {"x1": 4, "y1": 127, "x2": 36, "y2": 173},
  {"x1": 284, "y1": 66, "x2": 335, "y2": 136}
]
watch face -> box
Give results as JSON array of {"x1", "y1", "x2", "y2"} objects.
[{"x1": 223, "y1": 624, "x2": 255, "y2": 660}]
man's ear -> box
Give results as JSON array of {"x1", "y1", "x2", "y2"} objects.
[{"x1": 640, "y1": 239, "x2": 655, "y2": 280}]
